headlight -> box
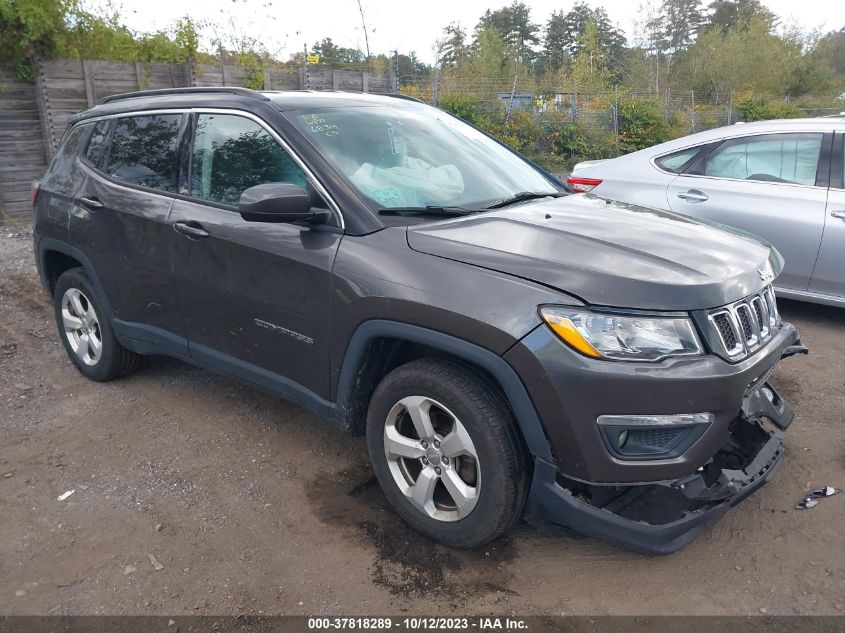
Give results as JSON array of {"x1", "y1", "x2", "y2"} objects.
[{"x1": 540, "y1": 307, "x2": 703, "y2": 361}]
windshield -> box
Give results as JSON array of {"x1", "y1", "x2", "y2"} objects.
[{"x1": 288, "y1": 105, "x2": 559, "y2": 210}]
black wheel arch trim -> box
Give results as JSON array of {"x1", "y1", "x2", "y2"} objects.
[
  {"x1": 36, "y1": 238, "x2": 116, "y2": 320},
  {"x1": 334, "y1": 319, "x2": 553, "y2": 460}
]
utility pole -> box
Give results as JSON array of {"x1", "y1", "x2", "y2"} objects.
[{"x1": 393, "y1": 49, "x2": 400, "y2": 93}]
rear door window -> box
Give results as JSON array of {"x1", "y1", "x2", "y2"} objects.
[
  {"x1": 704, "y1": 133, "x2": 823, "y2": 186},
  {"x1": 105, "y1": 114, "x2": 183, "y2": 192}
]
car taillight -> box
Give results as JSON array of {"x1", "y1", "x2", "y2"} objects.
[
  {"x1": 31, "y1": 181, "x2": 40, "y2": 206},
  {"x1": 566, "y1": 176, "x2": 603, "y2": 193}
]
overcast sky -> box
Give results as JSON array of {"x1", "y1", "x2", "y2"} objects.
[{"x1": 100, "y1": 0, "x2": 845, "y2": 64}]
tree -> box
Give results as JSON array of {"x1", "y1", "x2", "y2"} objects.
[
  {"x1": 436, "y1": 22, "x2": 468, "y2": 67},
  {"x1": 569, "y1": 19, "x2": 616, "y2": 92},
  {"x1": 543, "y1": 4, "x2": 625, "y2": 64},
  {"x1": 0, "y1": 0, "x2": 76, "y2": 77},
  {"x1": 661, "y1": 0, "x2": 704, "y2": 51},
  {"x1": 467, "y1": 24, "x2": 513, "y2": 79},
  {"x1": 812, "y1": 27, "x2": 845, "y2": 77},
  {"x1": 702, "y1": 0, "x2": 776, "y2": 32},
  {"x1": 310, "y1": 38, "x2": 365, "y2": 67},
  {"x1": 686, "y1": 15, "x2": 806, "y2": 98},
  {"x1": 475, "y1": 2, "x2": 539, "y2": 64}
]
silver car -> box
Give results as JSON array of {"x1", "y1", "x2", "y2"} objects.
[{"x1": 569, "y1": 116, "x2": 845, "y2": 307}]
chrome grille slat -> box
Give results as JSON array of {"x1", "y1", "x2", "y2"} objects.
[{"x1": 705, "y1": 285, "x2": 780, "y2": 361}]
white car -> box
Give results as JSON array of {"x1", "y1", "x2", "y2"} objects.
[{"x1": 569, "y1": 116, "x2": 845, "y2": 307}]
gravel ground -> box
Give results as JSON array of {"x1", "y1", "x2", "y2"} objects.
[{"x1": 1, "y1": 227, "x2": 844, "y2": 616}]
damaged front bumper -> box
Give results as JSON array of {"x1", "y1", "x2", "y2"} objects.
[{"x1": 524, "y1": 345, "x2": 805, "y2": 555}]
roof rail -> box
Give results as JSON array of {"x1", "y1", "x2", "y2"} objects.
[
  {"x1": 98, "y1": 86, "x2": 270, "y2": 105},
  {"x1": 383, "y1": 93, "x2": 425, "y2": 104}
]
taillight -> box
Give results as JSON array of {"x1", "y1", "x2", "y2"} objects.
[
  {"x1": 566, "y1": 176, "x2": 603, "y2": 193},
  {"x1": 31, "y1": 181, "x2": 40, "y2": 206}
]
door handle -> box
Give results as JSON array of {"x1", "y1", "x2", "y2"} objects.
[
  {"x1": 831, "y1": 210, "x2": 845, "y2": 219},
  {"x1": 677, "y1": 190, "x2": 709, "y2": 202},
  {"x1": 78, "y1": 196, "x2": 104, "y2": 209},
  {"x1": 173, "y1": 221, "x2": 210, "y2": 239}
]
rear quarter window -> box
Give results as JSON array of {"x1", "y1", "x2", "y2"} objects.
[
  {"x1": 105, "y1": 114, "x2": 183, "y2": 192},
  {"x1": 654, "y1": 146, "x2": 703, "y2": 173},
  {"x1": 84, "y1": 120, "x2": 111, "y2": 168},
  {"x1": 41, "y1": 123, "x2": 92, "y2": 191}
]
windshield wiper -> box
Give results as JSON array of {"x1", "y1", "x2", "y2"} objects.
[
  {"x1": 378, "y1": 206, "x2": 479, "y2": 217},
  {"x1": 484, "y1": 191, "x2": 566, "y2": 209}
]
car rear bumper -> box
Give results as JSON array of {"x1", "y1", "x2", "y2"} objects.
[{"x1": 523, "y1": 380, "x2": 793, "y2": 555}]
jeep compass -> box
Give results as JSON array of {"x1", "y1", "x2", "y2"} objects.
[{"x1": 33, "y1": 87, "x2": 807, "y2": 554}]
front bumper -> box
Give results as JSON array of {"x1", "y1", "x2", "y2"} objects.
[
  {"x1": 523, "y1": 378, "x2": 795, "y2": 555},
  {"x1": 505, "y1": 320, "x2": 802, "y2": 482}
]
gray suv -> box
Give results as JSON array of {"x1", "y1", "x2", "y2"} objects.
[{"x1": 33, "y1": 87, "x2": 806, "y2": 554}]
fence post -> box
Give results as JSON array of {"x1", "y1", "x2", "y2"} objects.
[
  {"x1": 33, "y1": 56, "x2": 57, "y2": 159},
  {"x1": 690, "y1": 90, "x2": 696, "y2": 133},
  {"x1": 263, "y1": 68, "x2": 271, "y2": 90},
  {"x1": 432, "y1": 67, "x2": 439, "y2": 107},
  {"x1": 572, "y1": 84, "x2": 578, "y2": 123},
  {"x1": 184, "y1": 61, "x2": 194, "y2": 87},
  {"x1": 82, "y1": 60, "x2": 95, "y2": 107},
  {"x1": 331, "y1": 69, "x2": 340, "y2": 90},
  {"x1": 613, "y1": 85, "x2": 619, "y2": 134},
  {"x1": 505, "y1": 74, "x2": 518, "y2": 125},
  {"x1": 728, "y1": 91, "x2": 734, "y2": 125},
  {"x1": 362, "y1": 72, "x2": 369, "y2": 93}
]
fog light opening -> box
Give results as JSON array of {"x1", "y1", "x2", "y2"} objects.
[{"x1": 618, "y1": 430, "x2": 629, "y2": 448}]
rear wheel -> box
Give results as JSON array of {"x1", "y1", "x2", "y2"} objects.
[
  {"x1": 53, "y1": 268, "x2": 139, "y2": 381},
  {"x1": 366, "y1": 358, "x2": 527, "y2": 548}
]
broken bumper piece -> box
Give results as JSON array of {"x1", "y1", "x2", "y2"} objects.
[{"x1": 524, "y1": 382, "x2": 794, "y2": 555}]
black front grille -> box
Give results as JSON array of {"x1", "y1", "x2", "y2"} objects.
[
  {"x1": 713, "y1": 313, "x2": 737, "y2": 350},
  {"x1": 736, "y1": 306, "x2": 753, "y2": 341},
  {"x1": 752, "y1": 298, "x2": 765, "y2": 330},
  {"x1": 705, "y1": 285, "x2": 779, "y2": 361}
]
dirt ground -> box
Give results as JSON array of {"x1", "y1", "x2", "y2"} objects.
[{"x1": 1, "y1": 227, "x2": 844, "y2": 617}]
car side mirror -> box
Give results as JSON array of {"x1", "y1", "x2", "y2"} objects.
[{"x1": 239, "y1": 183, "x2": 316, "y2": 223}]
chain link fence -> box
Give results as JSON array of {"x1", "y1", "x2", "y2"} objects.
[{"x1": 398, "y1": 73, "x2": 844, "y2": 170}]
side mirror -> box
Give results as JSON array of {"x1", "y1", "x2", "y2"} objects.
[{"x1": 239, "y1": 183, "x2": 315, "y2": 223}]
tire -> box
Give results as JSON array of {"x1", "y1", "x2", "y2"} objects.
[
  {"x1": 366, "y1": 357, "x2": 527, "y2": 548},
  {"x1": 53, "y1": 267, "x2": 140, "y2": 381}
]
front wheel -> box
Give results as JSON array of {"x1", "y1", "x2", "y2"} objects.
[{"x1": 366, "y1": 358, "x2": 527, "y2": 548}]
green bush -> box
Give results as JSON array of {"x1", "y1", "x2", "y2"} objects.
[
  {"x1": 735, "y1": 98, "x2": 803, "y2": 122},
  {"x1": 617, "y1": 99, "x2": 672, "y2": 152}
]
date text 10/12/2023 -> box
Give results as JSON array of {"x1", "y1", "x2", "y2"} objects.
[{"x1": 307, "y1": 617, "x2": 528, "y2": 630}]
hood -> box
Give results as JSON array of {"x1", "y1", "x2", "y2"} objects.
[{"x1": 406, "y1": 194, "x2": 782, "y2": 311}]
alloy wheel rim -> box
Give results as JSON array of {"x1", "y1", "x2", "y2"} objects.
[
  {"x1": 383, "y1": 395, "x2": 481, "y2": 522},
  {"x1": 61, "y1": 288, "x2": 103, "y2": 367}
]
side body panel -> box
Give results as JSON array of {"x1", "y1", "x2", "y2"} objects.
[
  {"x1": 808, "y1": 132, "x2": 845, "y2": 298},
  {"x1": 667, "y1": 175, "x2": 826, "y2": 292},
  {"x1": 34, "y1": 124, "x2": 94, "y2": 270},
  {"x1": 69, "y1": 165, "x2": 180, "y2": 339},
  {"x1": 169, "y1": 199, "x2": 342, "y2": 399}
]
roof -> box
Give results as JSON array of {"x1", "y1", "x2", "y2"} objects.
[{"x1": 69, "y1": 87, "x2": 422, "y2": 125}]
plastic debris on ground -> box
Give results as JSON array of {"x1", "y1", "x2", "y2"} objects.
[{"x1": 795, "y1": 485, "x2": 842, "y2": 510}]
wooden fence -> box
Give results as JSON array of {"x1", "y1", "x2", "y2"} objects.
[{"x1": 0, "y1": 59, "x2": 395, "y2": 224}]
